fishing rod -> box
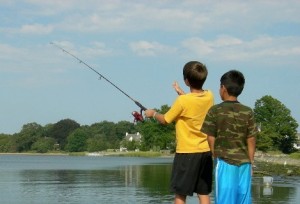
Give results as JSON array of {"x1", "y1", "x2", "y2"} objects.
[{"x1": 50, "y1": 42, "x2": 146, "y2": 122}]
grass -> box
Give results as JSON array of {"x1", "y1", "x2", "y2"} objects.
[
  {"x1": 109, "y1": 151, "x2": 163, "y2": 157},
  {"x1": 289, "y1": 152, "x2": 300, "y2": 159},
  {"x1": 254, "y1": 161, "x2": 300, "y2": 176},
  {"x1": 68, "y1": 152, "x2": 86, "y2": 156},
  {"x1": 65, "y1": 151, "x2": 167, "y2": 157}
]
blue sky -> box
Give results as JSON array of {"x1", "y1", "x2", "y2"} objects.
[{"x1": 1, "y1": 0, "x2": 300, "y2": 134}]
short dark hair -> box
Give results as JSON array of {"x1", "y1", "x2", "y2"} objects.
[
  {"x1": 183, "y1": 61, "x2": 208, "y2": 89},
  {"x1": 220, "y1": 70, "x2": 245, "y2": 97}
]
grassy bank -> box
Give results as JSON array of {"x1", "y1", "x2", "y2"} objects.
[
  {"x1": 108, "y1": 151, "x2": 163, "y2": 157},
  {"x1": 254, "y1": 151, "x2": 300, "y2": 166},
  {"x1": 254, "y1": 151, "x2": 300, "y2": 176},
  {"x1": 253, "y1": 161, "x2": 300, "y2": 176},
  {"x1": 85, "y1": 151, "x2": 171, "y2": 157},
  {"x1": 0, "y1": 151, "x2": 168, "y2": 157}
]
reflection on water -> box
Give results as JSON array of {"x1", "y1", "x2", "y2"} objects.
[
  {"x1": 17, "y1": 168, "x2": 172, "y2": 204},
  {"x1": 0, "y1": 155, "x2": 299, "y2": 204},
  {"x1": 0, "y1": 155, "x2": 174, "y2": 204},
  {"x1": 252, "y1": 176, "x2": 300, "y2": 204}
]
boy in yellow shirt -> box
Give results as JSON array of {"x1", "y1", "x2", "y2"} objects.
[{"x1": 145, "y1": 61, "x2": 214, "y2": 204}]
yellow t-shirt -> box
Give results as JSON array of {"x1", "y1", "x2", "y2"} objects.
[{"x1": 164, "y1": 90, "x2": 214, "y2": 153}]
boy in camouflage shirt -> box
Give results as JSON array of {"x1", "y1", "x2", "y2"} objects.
[{"x1": 201, "y1": 70, "x2": 257, "y2": 204}]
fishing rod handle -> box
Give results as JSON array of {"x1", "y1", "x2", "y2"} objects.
[{"x1": 134, "y1": 101, "x2": 147, "y2": 111}]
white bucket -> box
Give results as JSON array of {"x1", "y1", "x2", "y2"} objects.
[
  {"x1": 263, "y1": 176, "x2": 273, "y2": 186},
  {"x1": 263, "y1": 186, "x2": 273, "y2": 196}
]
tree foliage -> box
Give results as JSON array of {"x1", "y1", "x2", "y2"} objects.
[
  {"x1": 66, "y1": 128, "x2": 89, "y2": 152},
  {"x1": 137, "y1": 105, "x2": 176, "y2": 152},
  {"x1": 31, "y1": 137, "x2": 56, "y2": 153},
  {"x1": 87, "y1": 135, "x2": 108, "y2": 152},
  {"x1": 115, "y1": 121, "x2": 136, "y2": 140},
  {"x1": 0, "y1": 134, "x2": 16, "y2": 152},
  {"x1": 4, "y1": 95, "x2": 298, "y2": 155},
  {"x1": 15, "y1": 122, "x2": 44, "y2": 152},
  {"x1": 0, "y1": 119, "x2": 132, "y2": 153},
  {"x1": 48, "y1": 119, "x2": 80, "y2": 150},
  {"x1": 254, "y1": 95, "x2": 298, "y2": 153}
]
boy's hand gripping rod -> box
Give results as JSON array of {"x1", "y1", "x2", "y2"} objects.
[{"x1": 50, "y1": 42, "x2": 146, "y2": 122}]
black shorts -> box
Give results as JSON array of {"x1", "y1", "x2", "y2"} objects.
[{"x1": 170, "y1": 151, "x2": 213, "y2": 196}]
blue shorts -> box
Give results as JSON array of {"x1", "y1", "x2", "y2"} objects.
[{"x1": 214, "y1": 158, "x2": 252, "y2": 204}]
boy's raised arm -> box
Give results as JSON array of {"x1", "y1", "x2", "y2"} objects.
[{"x1": 173, "y1": 81, "x2": 185, "y2": 95}]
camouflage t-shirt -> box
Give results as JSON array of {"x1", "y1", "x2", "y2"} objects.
[{"x1": 201, "y1": 101, "x2": 258, "y2": 166}]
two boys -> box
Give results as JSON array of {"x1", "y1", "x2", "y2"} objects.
[{"x1": 145, "y1": 62, "x2": 257, "y2": 204}]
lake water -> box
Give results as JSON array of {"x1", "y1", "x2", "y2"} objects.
[{"x1": 0, "y1": 155, "x2": 299, "y2": 204}]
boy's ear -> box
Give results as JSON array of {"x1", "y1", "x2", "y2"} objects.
[
  {"x1": 220, "y1": 85, "x2": 225, "y2": 92},
  {"x1": 184, "y1": 78, "x2": 190, "y2": 86},
  {"x1": 220, "y1": 85, "x2": 228, "y2": 96}
]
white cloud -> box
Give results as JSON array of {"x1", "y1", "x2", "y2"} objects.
[
  {"x1": 60, "y1": 13, "x2": 126, "y2": 33},
  {"x1": 20, "y1": 24, "x2": 53, "y2": 34},
  {"x1": 130, "y1": 41, "x2": 176, "y2": 56},
  {"x1": 0, "y1": 44, "x2": 24, "y2": 61},
  {"x1": 2, "y1": 1, "x2": 300, "y2": 36},
  {"x1": 51, "y1": 41, "x2": 113, "y2": 58},
  {"x1": 81, "y1": 42, "x2": 113, "y2": 57},
  {"x1": 213, "y1": 36, "x2": 243, "y2": 47},
  {"x1": 181, "y1": 35, "x2": 300, "y2": 61},
  {"x1": 11, "y1": 1, "x2": 211, "y2": 33},
  {"x1": 181, "y1": 38, "x2": 214, "y2": 56}
]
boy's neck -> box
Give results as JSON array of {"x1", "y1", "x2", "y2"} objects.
[
  {"x1": 223, "y1": 96, "x2": 238, "y2": 101},
  {"x1": 190, "y1": 88, "x2": 204, "y2": 93}
]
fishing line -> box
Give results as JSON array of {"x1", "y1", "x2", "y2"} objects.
[{"x1": 50, "y1": 42, "x2": 146, "y2": 121}]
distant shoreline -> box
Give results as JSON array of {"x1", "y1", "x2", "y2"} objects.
[
  {"x1": 254, "y1": 152, "x2": 300, "y2": 167},
  {"x1": 0, "y1": 152, "x2": 68, "y2": 156},
  {"x1": 1, "y1": 151, "x2": 299, "y2": 166}
]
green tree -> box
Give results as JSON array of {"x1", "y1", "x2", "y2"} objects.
[
  {"x1": 87, "y1": 134, "x2": 109, "y2": 152},
  {"x1": 90, "y1": 121, "x2": 119, "y2": 149},
  {"x1": 255, "y1": 127, "x2": 274, "y2": 152},
  {"x1": 31, "y1": 137, "x2": 56, "y2": 153},
  {"x1": 0, "y1": 134, "x2": 17, "y2": 152},
  {"x1": 66, "y1": 128, "x2": 89, "y2": 152},
  {"x1": 254, "y1": 95, "x2": 298, "y2": 153},
  {"x1": 137, "y1": 105, "x2": 175, "y2": 151},
  {"x1": 15, "y1": 122, "x2": 44, "y2": 152},
  {"x1": 115, "y1": 121, "x2": 136, "y2": 140},
  {"x1": 48, "y1": 119, "x2": 80, "y2": 150}
]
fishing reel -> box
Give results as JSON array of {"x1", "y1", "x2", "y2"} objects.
[
  {"x1": 132, "y1": 101, "x2": 147, "y2": 124},
  {"x1": 132, "y1": 110, "x2": 144, "y2": 123}
]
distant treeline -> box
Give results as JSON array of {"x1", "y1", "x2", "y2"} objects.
[
  {"x1": 0, "y1": 95, "x2": 299, "y2": 154},
  {"x1": 0, "y1": 105, "x2": 176, "y2": 153},
  {"x1": 0, "y1": 118, "x2": 175, "y2": 153}
]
